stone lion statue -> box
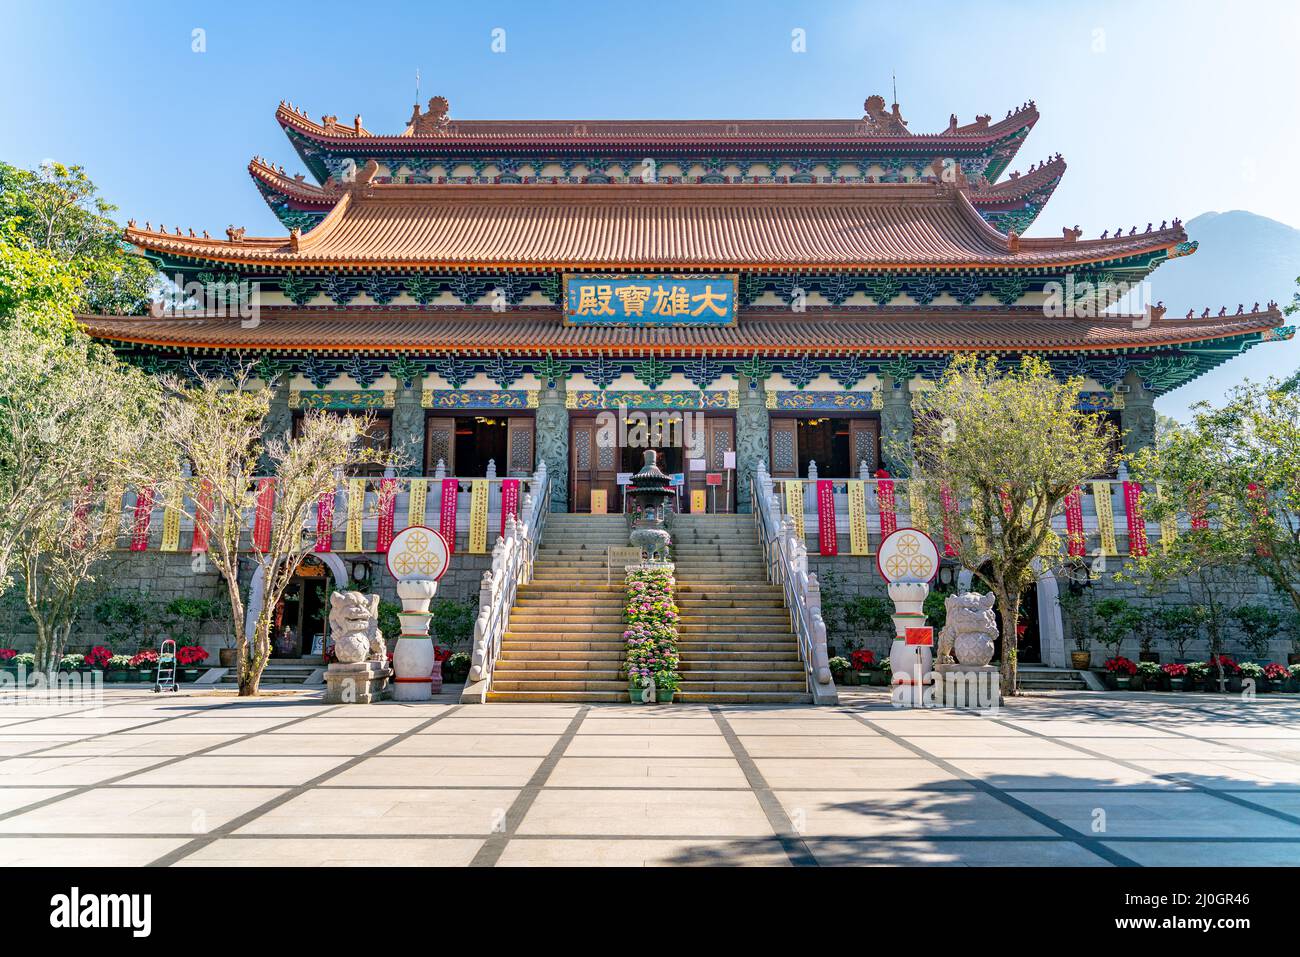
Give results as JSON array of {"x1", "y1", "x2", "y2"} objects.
[
  {"x1": 328, "y1": 591, "x2": 383, "y2": 664},
  {"x1": 937, "y1": 592, "x2": 998, "y2": 667}
]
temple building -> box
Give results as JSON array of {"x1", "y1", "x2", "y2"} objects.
[{"x1": 82, "y1": 93, "x2": 1290, "y2": 516}]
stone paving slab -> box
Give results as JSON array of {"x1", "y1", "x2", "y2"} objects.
[{"x1": 0, "y1": 687, "x2": 1298, "y2": 866}]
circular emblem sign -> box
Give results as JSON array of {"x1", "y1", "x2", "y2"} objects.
[
  {"x1": 385, "y1": 525, "x2": 451, "y2": 582},
  {"x1": 876, "y1": 528, "x2": 940, "y2": 584}
]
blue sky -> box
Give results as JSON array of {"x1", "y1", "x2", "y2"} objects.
[{"x1": 2, "y1": 0, "x2": 1297, "y2": 409}]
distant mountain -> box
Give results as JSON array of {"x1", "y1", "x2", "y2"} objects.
[{"x1": 1149, "y1": 210, "x2": 1300, "y2": 420}]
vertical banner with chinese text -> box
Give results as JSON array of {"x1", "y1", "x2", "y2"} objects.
[
  {"x1": 878, "y1": 477, "x2": 898, "y2": 539},
  {"x1": 192, "y1": 479, "x2": 212, "y2": 554},
  {"x1": 785, "y1": 480, "x2": 805, "y2": 541},
  {"x1": 439, "y1": 478, "x2": 458, "y2": 553},
  {"x1": 314, "y1": 489, "x2": 335, "y2": 553},
  {"x1": 1092, "y1": 481, "x2": 1117, "y2": 556},
  {"x1": 816, "y1": 480, "x2": 838, "y2": 556},
  {"x1": 1123, "y1": 481, "x2": 1149, "y2": 556},
  {"x1": 160, "y1": 481, "x2": 184, "y2": 553},
  {"x1": 407, "y1": 478, "x2": 428, "y2": 530},
  {"x1": 1155, "y1": 484, "x2": 1177, "y2": 553},
  {"x1": 847, "y1": 480, "x2": 870, "y2": 555},
  {"x1": 376, "y1": 478, "x2": 397, "y2": 553},
  {"x1": 130, "y1": 487, "x2": 155, "y2": 552},
  {"x1": 1065, "y1": 486, "x2": 1086, "y2": 557},
  {"x1": 469, "y1": 480, "x2": 489, "y2": 553},
  {"x1": 500, "y1": 478, "x2": 520, "y2": 537},
  {"x1": 345, "y1": 478, "x2": 366, "y2": 552},
  {"x1": 939, "y1": 484, "x2": 959, "y2": 558},
  {"x1": 252, "y1": 478, "x2": 275, "y2": 553},
  {"x1": 908, "y1": 480, "x2": 929, "y2": 534}
]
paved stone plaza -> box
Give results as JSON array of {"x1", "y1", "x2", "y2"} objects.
[{"x1": 0, "y1": 689, "x2": 1298, "y2": 867}]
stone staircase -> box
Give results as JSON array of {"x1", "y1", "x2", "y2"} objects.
[
  {"x1": 1017, "y1": 666, "x2": 1089, "y2": 691},
  {"x1": 670, "y1": 514, "x2": 811, "y2": 704},
  {"x1": 218, "y1": 660, "x2": 322, "y2": 685},
  {"x1": 486, "y1": 513, "x2": 630, "y2": 702}
]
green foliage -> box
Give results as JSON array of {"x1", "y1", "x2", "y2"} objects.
[
  {"x1": 377, "y1": 599, "x2": 402, "y2": 645},
  {"x1": 1231, "y1": 604, "x2": 1281, "y2": 658},
  {"x1": 0, "y1": 161, "x2": 154, "y2": 316},
  {"x1": 1056, "y1": 588, "x2": 1090, "y2": 651},
  {"x1": 93, "y1": 590, "x2": 157, "y2": 651},
  {"x1": 924, "y1": 587, "x2": 954, "y2": 631},
  {"x1": 429, "y1": 596, "x2": 478, "y2": 650},
  {"x1": 1154, "y1": 605, "x2": 1204, "y2": 659},
  {"x1": 1089, "y1": 597, "x2": 1141, "y2": 658},
  {"x1": 163, "y1": 596, "x2": 226, "y2": 647}
]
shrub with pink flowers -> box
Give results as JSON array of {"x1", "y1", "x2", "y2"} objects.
[
  {"x1": 0, "y1": 648, "x2": 17, "y2": 662},
  {"x1": 129, "y1": 650, "x2": 158, "y2": 668},
  {"x1": 1160, "y1": 662, "x2": 1188, "y2": 678},
  {"x1": 1263, "y1": 663, "x2": 1288, "y2": 681},
  {"x1": 623, "y1": 566, "x2": 680, "y2": 695}
]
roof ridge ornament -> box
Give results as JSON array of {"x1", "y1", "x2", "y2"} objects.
[
  {"x1": 861, "y1": 94, "x2": 910, "y2": 135},
  {"x1": 410, "y1": 95, "x2": 452, "y2": 135}
]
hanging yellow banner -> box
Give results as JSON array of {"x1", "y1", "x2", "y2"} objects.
[
  {"x1": 345, "y1": 478, "x2": 366, "y2": 552},
  {"x1": 1155, "y1": 484, "x2": 1178, "y2": 553},
  {"x1": 101, "y1": 481, "x2": 126, "y2": 542},
  {"x1": 160, "y1": 481, "x2": 183, "y2": 552},
  {"x1": 690, "y1": 489, "x2": 707, "y2": 513},
  {"x1": 406, "y1": 478, "x2": 427, "y2": 529},
  {"x1": 1092, "y1": 481, "x2": 1118, "y2": 556},
  {"x1": 847, "y1": 480, "x2": 870, "y2": 555},
  {"x1": 785, "y1": 480, "x2": 805, "y2": 541},
  {"x1": 590, "y1": 489, "x2": 607, "y2": 514},
  {"x1": 908, "y1": 479, "x2": 929, "y2": 534},
  {"x1": 971, "y1": 493, "x2": 988, "y2": 554},
  {"x1": 468, "y1": 480, "x2": 489, "y2": 553}
]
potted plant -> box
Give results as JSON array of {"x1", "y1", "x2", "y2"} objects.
[
  {"x1": 130, "y1": 649, "x2": 158, "y2": 682},
  {"x1": 1238, "y1": 661, "x2": 1266, "y2": 691},
  {"x1": 1287, "y1": 664, "x2": 1300, "y2": 693},
  {"x1": 622, "y1": 566, "x2": 679, "y2": 706},
  {"x1": 1135, "y1": 659, "x2": 1162, "y2": 690},
  {"x1": 59, "y1": 653, "x2": 85, "y2": 673},
  {"x1": 1262, "y1": 663, "x2": 1288, "y2": 692},
  {"x1": 443, "y1": 651, "x2": 471, "y2": 684},
  {"x1": 1186, "y1": 660, "x2": 1210, "y2": 691},
  {"x1": 84, "y1": 645, "x2": 113, "y2": 673},
  {"x1": 1133, "y1": 613, "x2": 1161, "y2": 664},
  {"x1": 1090, "y1": 598, "x2": 1139, "y2": 664},
  {"x1": 1231, "y1": 605, "x2": 1280, "y2": 663},
  {"x1": 1057, "y1": 590, "x2": 1093, "y2": 671},
  {"x1": 1155, "y1": 606, "x2": 1203, "y2": 665},
  {"x1": 1103, "y1": 655, "x2": 1137, "y2": 689},
  {"x1": 13, "y1": 652, "x2": 35, "y2": 684},
  {"x1": 829, "y1": 656, "x2": 851, "y2": 684},
  {"x1": 106, "y1": 654, "x2": 133, "y2": 682},
  {"x1": 878, "y1": 657, "x2": 892, "y2": 686},
  {"x1": 848, "y1": 647, "x2": 875, "y2": 686},
  {"x1": 654, "y1": 670, "x2": 679, "y2": 704},
  {"x1": 1161, "y1": 661, "x2": 1189, "y2": 691},
  {"x1": 0, "y1": 648, "x2": 17, "y2": 674},
  {"x1": 163, "y1": 597, "x2": 228, "y2": 667},
  {"x1": 1208, "y1": 654, "x2": 1242, "y2": 692}
]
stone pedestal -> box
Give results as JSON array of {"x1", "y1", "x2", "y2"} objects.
[
  {"x1": 934, "y1": 663, "x2": 1002, "y2": 709},
  {"x1": 392, "y1": 579, "x2": 437, "y2": 702},
  {"x1": 324, "y1": 661, "x2": 392, "y2": 704},
  {"x1": 887, "y1": 581, "x2": 931, "y2": 707}
]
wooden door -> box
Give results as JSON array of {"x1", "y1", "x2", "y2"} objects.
[
  {"x1": 569, "y1": 418, "x2": 618, "y2": 512},
  {"x1": 688, "y1": 416, "x2": 735, "y2": 512},
  {"x1": 769, "y1": 416, "x2": 799, "y2": 480},
  {"x1": 425, "y1": 416, "x2": 455, "y2": 475},
  {"x1": 849, "y1": 419, "x2": 881, "y2": 476},
  {"x1": 506, "y1": 417, "x2": 535, "y2": 476}
]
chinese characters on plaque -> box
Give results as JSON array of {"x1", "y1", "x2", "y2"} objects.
[{"x1": 564, "y1": 274, "x2": 738, "y2": 326}]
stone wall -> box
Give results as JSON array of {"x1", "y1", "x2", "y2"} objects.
[{"x1": 0, "y1": 544, "x2": 491, "y2": 656}]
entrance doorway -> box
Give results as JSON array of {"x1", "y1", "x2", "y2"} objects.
[
  {"x1": 769, "y1": 415, "x2": 880, "y2": 479},
  {"x1": 272, "y1": 556, "x2": 330, "y2": 661},
  {"x1": 425, "y1": 414, "x2": 534, "y2": 476},
  {"x1": 982, "y1": 567, "x2": 1042, "y2": 665}
]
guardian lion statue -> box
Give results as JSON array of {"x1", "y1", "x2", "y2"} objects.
[
  {"x1": 936, "y1": 592, "x2": 998, "y2": 667},
  {"x1": 328, "y1": 591, "x2": 383, "y2": 664}
]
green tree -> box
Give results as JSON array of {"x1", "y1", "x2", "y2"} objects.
[
  {"x1": 0, "y1": 161, "x2": 154, "y2": 315},
  {"x1": 1089, "y1": 597, "x2": 1141, "y2": 660},
  {"x1": 908, "y1": 355, "x2": 1119, "y2": 693}
]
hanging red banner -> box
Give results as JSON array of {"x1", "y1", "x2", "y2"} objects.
[
  {"x1": 314, "y1": 489, "x2": 335, "y2": 553},
  {"x1": 376, "y1": 478, "x2": 397, "y2": 553},
  {"x1": 252, "y1": 478, "x2": 275, "y2": 553},
  {"x1": 1123, "y1": 481, "x2": 1149, "y2": 556},
  {"x1": 192, "y1": 479, "x2": 213, "y2": 554},
  {"x1": 939, "y1": 483, "x2": 959, "y2": 558},
  {"x1": 877, "y1": 478, "x2": 897, "y2": 538},
  {"x1": 71, "y1": 481, "x2": 94, "y2": 549},
  {"x1": 130, "y1": 487, "x2": 155, "y2": 551},
  {"x1": 999, "y1": 486, "x2": 1013, "y2": 518},
  {"x1": 500, "y1": 478, "x2": 521, "y2": 537},
  {"x1": 816, "y1": 479, "x2": 838, "y2": 556},
  {"x1": 1065, "y1": 486, "x2": 1086, "y2": 557},
  {"x1": 439, "y1": 478, "x2": 459, "y2": 554}
]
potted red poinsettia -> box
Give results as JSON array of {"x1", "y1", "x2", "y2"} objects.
[
  {"x1": 1161, "y1": 662, "x2": 1189, "y2": 691},
  {"x1": 130, "y1": 649, "x2": 158, "y2": 682},
  {"x1": 1261, "y1": 663, "x2": 1288, "y2": 692},
  {"x1": 176, "y1": 645, "x2": 209, "y2": 683},
  {"x1": 430, "y1": 645, "x2": 451, "y2": 693},
  {"x1": 1104, "y1": 656, "x2": 1137, "y2": 690},
  {"x1": 84, "y1": 646, "x2": 113, "y2": 672},
  {"x1": 851, "y1": 648, "x2": 881, "y2": 686}
]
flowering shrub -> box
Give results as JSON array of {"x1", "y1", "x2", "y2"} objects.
[
  {"x1": 84, "y1": 646, "x2": 113, "y2": 669},
  {"x1": 1186, "y1": 661, "x2": 1209, "y2": 678},
  {"x1": 1237, "y1": 661, "x2": 1264, "y2": 679},
  {"x1": 60, "y1": 654, "x2": 85, "y2": 670},
  {"x1": 129, "y1": 650, "x2": 159, "y2": 668},
  {"x1": 1136, "y1": 660, "x2": 1161, "y2": 677},
  {"x1": 176, "y1": 645, "x2": 209, "y2": 666},
  {"x1": 434, "y1": 645, "x2": 452, "y2": 663},
  {"x1": 14, "y1": 653, "x2": 34, "y2": 668},
  {"x1": 1103, "y1": 656, "x2": 1136, "y2": 676},
  {"x1": 108, "y1": 655, "x2": 133, "y2": 671},
  {"x1": 1161, "y1": 662, "x2": 1188, "y2": 677},
  {"x1": 1263, "y1": 663, "x2": 1288, "y2": 680},
  {"x1": 623, "y1": 566, "x2": 680, "y2": 694},
  {"x1": 828, "y1": 656, "x2": 851, "y2": 674},
  {"x1": 1289, "y1": 664, "x2": 1300, "y2": 679},
  {"x1": 0, "y1": 648, "x2": 17, "y2": 662},
  {"x1": 1207, "y1": 654, "x2": 1240, "y2": 675},
  {"x1": 850, "y1": 649, "x2": 876, "y2": 672}
]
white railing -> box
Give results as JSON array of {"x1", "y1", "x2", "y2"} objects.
[
  {"x1": 461, "y1": 461, "x2": 551, "y2": 703},
  {"x1": 752, "y1": 461, "x2": 838, "y2": 705}
]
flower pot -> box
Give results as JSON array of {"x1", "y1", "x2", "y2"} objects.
[
  {"x1": 830, "y1": 671, "x2": 847, "y2": 686},
  {"x1": 218, "y1": 647, "x2": 237, "y2": 668},
  {"x1": 1255, "y1": 678, "x2": 1272, "y2": 693},
  {"x1": 1113, "y1": 675, "x2": 1131, "y2": 690},
  {"x1": 656, "y1": 688, "x2": 674, "y2": 703},
  {"x1": 1227, "y1": 676, "x2": 1243, "y2": 693},
  {"x1": 842, "y1": 671, "x2": 860, "y2": 686},
  {"x1": 1288, "y1": 653, "x2": 1300, "y2": 666},
  {"x1": 1070, "y1": 651, "x2": 1091, "y2": 671},
  {"x1": 137, "y1": 668, "x2": 155, "y2": 683},
  {"x1": 1138, "y1": 652, "x2": 1160, "y2": 664},
  {"x1": 1168, "y1": 676, "x2": 1186, "y2": 691},
  {"x1": 181, "y1": 667, "x2": 201, "y2": 683},
  {"x1": 107, "y1": 670, "x2": 130, "y2": 683}
]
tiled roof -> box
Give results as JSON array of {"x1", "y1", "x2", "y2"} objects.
[
  {"x1": 274, "y1": 100, "x2": 1039, "y2": 150},
  {"x1": 79, "y1": 306, "x2": 1284, "y2": 355},
  {"x1": 969, "y1": 154, "x2": 1066, "y2": 203},
  {"x1": 248, "y1": 157, "x2": 336, "y2": 206},
  {"x1": 124, "y1": 181, "x2": 1187, "y2": 272}
]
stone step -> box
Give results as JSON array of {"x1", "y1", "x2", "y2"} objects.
[
  {"x1": 513, "y1": 599, "x2": 626, "y2": 608},
  {"x1": 677, "y1": 668, "x2": 806, "y2": 681},
  {"x1": 501, "y1": 637, "x2": 626, "y2": 649},
  {"x1": 491, "y1": 677, "x2": 627, "y2": 692},
  {"x1": 679, "y1": 679, "x2": 808, "y2": 693},
  {"x1": 510, "y1": 613, "x2": 625, "y2": 624},
  {"x1": 678, "y1": 623, "x2": 793, "y2": 634},
  {"x1": 677, "y1": 599, "x2": 785, "y2": 608},
  {"x1": 486, "y1": 690, "x2": 628, "y2": 703},
  {"x1": 677, "y1": 650, "x2": 802, "y2": 662},
  {"x1": 676, "y1": 691, "x2": 813, "y2": 704},
  {"x1": 516, "y1": 584, "x2": 622, "y2": 594},
  {"x1": 495, "y1": 658, "x2": 622, "y2": 670},
  {"x1": 677, "y1": 640, "x2": 799, "y2": 652}
]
